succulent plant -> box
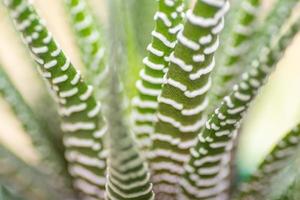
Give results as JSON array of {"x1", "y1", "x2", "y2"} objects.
[{"x1": 0, "y1": 0, "x2": 300, "y2": 200}]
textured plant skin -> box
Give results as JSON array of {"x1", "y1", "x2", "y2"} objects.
[
  {"x1": 149, "y1": 0, "x2": 229, "y2": 198},
  {"x1": 132, "y1": 0, "x2": 184, "y2": 151},
  {"x1": 105, "y1": 69, "x2": 154, "y2": 200},
  {"x1": 2, "y1": 0, "x2": 107, "y2": 199},
  {"x1": 182, "y1": 18, "x2": 300, "y2": 200},
  {"x1": 242, "y1": 0, "x2": 299, "y2": 70},
  {"x1": 0, "y1": 0, "x2": 300, "y2": 200},
  {"x1": 64, "y1": 0, "x2": 108, "y2": 99},
  {"x1": 211, "y1": 0, "x2": 299, "y2": 113},
  {"x1": 236, "y1": 124, "x2": 300, "y2": 200},
  {"x1": 211, "y1": 0, "x2": 261, "y2": 107},
  {"x1": 0, "y1": 65, "x2": 66, "y2": 173}
]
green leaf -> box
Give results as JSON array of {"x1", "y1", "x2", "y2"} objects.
[
  {"x1": 132, "y1": 0, "x2": 185, "y2": 151},
  {"x1": 182, "y1": 17, "x2": 300, "y2": 199},
  {"x1": 104, "y1": 5, "x2": 154, "y2": 199},
  {"x1": 149, "y1": 0, "x2": 230, "y2": 198},
  {"x1": 0, "y1": 144, "x2": 72, "y2": 200},
  {"x1": 3, "y1": 0, "x2": 107, "y2": 198},
  {"x1": 105, "y1": 67, "x2": 154, "y2": 200},
  {"x1": 64, "y1": 0, "x2": 108, "y2": 100},
  {"x1": 243, "y1": 0, "x2": 299, "y2": 69},
  {"x1": 0, "y1": 64, "x2": 67, "y2": 176},
  {"x1": 0, "y1": 186, "x2": 25, "y2": 200},
  {"x1": 212, "y1": 0, "x2": 299, "y2": 111},
  {"x1": 211, "y1": 0, "x2": 262, "y2": 108},
  {"x1": 268, "y1": 168, "x2": 300, "y2": 200},
  {"x1": 235, "y1": 124, "x2": 300, "y2": 200},
  {"x1": 126, "y1": 0, "x2": 156, "y2": 56}
]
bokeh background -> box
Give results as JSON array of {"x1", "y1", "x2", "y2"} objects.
[{"x1": 0, "y1": 0, "x2": 300, "y2": 177}]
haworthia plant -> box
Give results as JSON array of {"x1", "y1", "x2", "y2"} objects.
[
  {"x1": 132, "y1": 0, "x2": 184, "y2": 150},
  {"x1": 244, "y1": 0, "x2": 299, "y2": 66},
  {"x1": 3, "y1": 0, "x2": 107, "y2": 199},
  {"x1": 212, "y1": 0, "x2": 299, "y2": 111},
  {"x1": 150, "y1": 0, "x2": 229, "y2": 197},
  {"x1": 0, "y1": 0, "x2": 300, "y2": 200},
  {"x1": 64, "y1": 0, "x2": 108, "y2": 99},
  {"x1": 105, "y1": 11, "x2": 154, "y2": 198},
  {"x1": 211, "y1": 0, "x2": 261, "y2": 107},
  {"x1": 182, "y1": 18, "x2": 300, "y2": 200},
  {"x1": 236, "y1": 124, "x2": 300, "y2": 200},
  {"x1": 105, "y1": 67, "x2": 154, "y2": 200}
]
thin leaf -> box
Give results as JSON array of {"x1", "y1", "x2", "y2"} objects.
[
  {"x1": 149, "y1": 0, "x2": 230, "y2": 198},
  {"x1": 235, "y1": 124, "x2": 300, "y2": 200},
  {"x1": 127, "y1": 0, "x2": 156, "y2": 56},
  {"x1": 105, "y1": 67, "x2": 154, "y2": 200},
  {"x1": 211, "y1": 0, "x2": 262, "y2": 108},
  {"x1": 182, "y1": 18, "x2": 300, "y2": 200},
  {"x1": 243, "y1": 0, "x2": 299, "y2": 68},
  {"x1": 132, "y1": 0, "x2": 185, "y2": 151},
  {"x1": 0, "y1": 144, "x2": 71, "y2": 200},
  {"x1": 0, "y1": 64, "x2": 67, "y2": 176},
  {"x1": 64, "y1": 0, "x2": 108, "y2": 99},
  {"x1": 3, "y1": 0, "x2": 108, "y2": 199}
]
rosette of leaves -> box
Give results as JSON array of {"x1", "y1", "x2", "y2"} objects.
[{"x1": 0, "y1": 0, "x2": 299, "y2": 200}]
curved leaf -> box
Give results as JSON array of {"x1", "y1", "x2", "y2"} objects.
[
  {"x1": 132, "y1": 0, "x2": 184, "y2": 151},
  {"x1": 182, "y1": 18, "x2": 300, "y2": 200},
  {"x1": 105, "y1": 68, "x2": 154, "y2": 200},
  {"x1": 211, "y1": 0, "x2": 262, "y2": 108},
  {"x1": 64, "y1": 0, "x2": 108, "y2": 99},
  {"x1": 149, "y1": 0, "x2": 230, "y2": 198},
  {"x1": 0, "y1": 64, "x2": 66, "y2": 176},
  {"x1": 3, "y1": 0, "x2": 108, "y2": 199},
  {"x1": 236, "y1": 124, "x2": 300, "y2": 200},
  {"x1": 0, "y1": 144, "x2": 72, "y2": 200}
]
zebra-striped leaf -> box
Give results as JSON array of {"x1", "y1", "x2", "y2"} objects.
[
  {"x1": 3, "y1": 0, "x2": 107, "y2": 199},
  {"x1": 105, "y1": 65, "x2": 154, "y2": 200},
  {"x1": 64, "y1": 0, "x2": 108, "y2": 100},
  {"x1": 182, "y1": 17, "x2": 300, "y2": 200},
  {"x1": 211, "y1": 0, "x2": 262, "y2": 107},
  {"x1": 243, "y1": 0, "x2": 299, "y2": 69},
  {"x1": 149, "y1": 0, "x2": 230, "y2": 198},
  {"x1": 132, "y1": 0, "x2": 185, "y2": 151}
]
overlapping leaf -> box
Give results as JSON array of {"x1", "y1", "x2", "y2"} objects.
[
  {"x1": 181, "y1": 17, "x2": 300, "y2": 200},
  {"x1": 150, "y1": 0, "x2": 230, "y2": 198}
]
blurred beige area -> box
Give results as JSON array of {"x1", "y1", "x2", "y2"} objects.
[{"x1": 0, "y1": 0, "x2": 299, "y2": 173}]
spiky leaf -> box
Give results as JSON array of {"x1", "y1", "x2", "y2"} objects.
[
  {"x1": 211, "y1": 0, "x2": 262, "y2": 106},
  {"x1": 64, "y1": 0, "x2": 108, "y2": 99},
  {"x1": 149, "y1": 0, "x2": 230, "y2": 198},
  {"x1": 105, "y1": 68, "x2": 154, "y2": 200},
  {"x1": 132, "y1": 0, "x2": 184, "y2": 151},
  {"x1": 3, "y1": 0, "x2": 107, "y2": 198},
  {"x1": 182, "y1": 18, "x2": 300, "y2": 200}
]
